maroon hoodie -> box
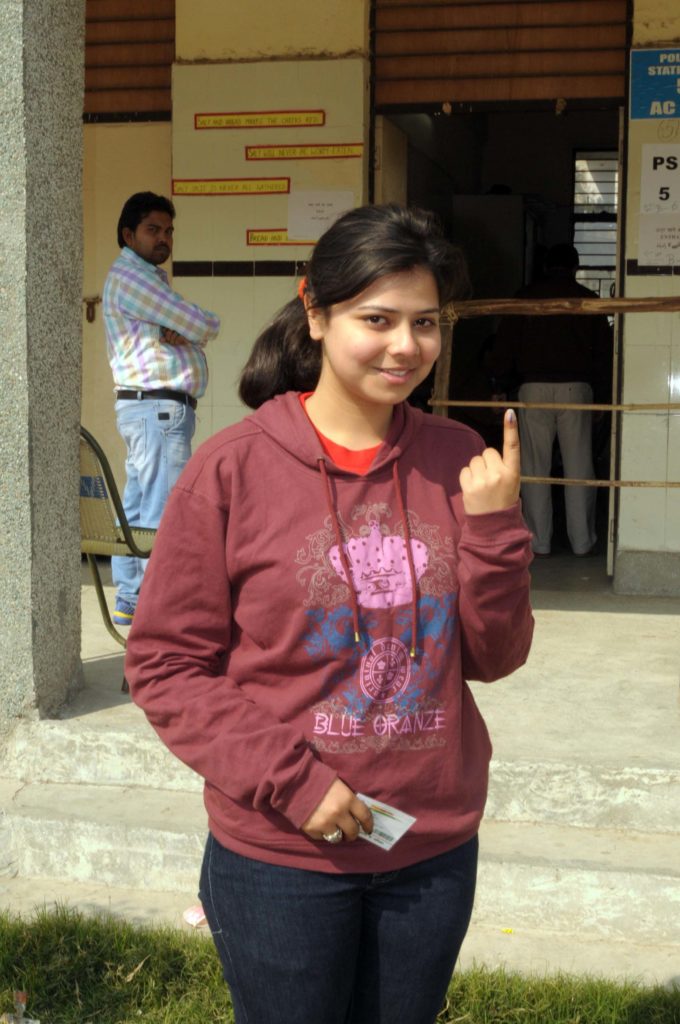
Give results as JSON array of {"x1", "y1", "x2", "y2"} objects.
[{"x1": 126, "y1": 392, "x2": 534, "y2": 872}]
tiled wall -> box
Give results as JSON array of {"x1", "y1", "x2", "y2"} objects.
[{"x1": 617, "y1": 19, "x2": 680, "y2": 591}]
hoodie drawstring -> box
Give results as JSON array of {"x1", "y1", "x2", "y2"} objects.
[
  {"x1": 392, "y1": 460, "x2": 419, "y2": 659},
  {"x1": 319, "y1": 459, "x2": 362, "y2": 645},
  {"x1": 318, "y1": 457, "x2": 419, "y2": 659}
]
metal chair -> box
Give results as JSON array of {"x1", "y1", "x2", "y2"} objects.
[{"x1": 79, "y1": 425, "x2": 156, "y2": 692}]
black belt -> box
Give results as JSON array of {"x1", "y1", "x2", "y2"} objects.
[{"x1": 116, "y1": 389, "x2": 197, "y2": 410}]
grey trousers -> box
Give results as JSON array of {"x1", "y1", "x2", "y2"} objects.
[{"x1": 518, "y1": 381, "x2": 597, "y2": 555}]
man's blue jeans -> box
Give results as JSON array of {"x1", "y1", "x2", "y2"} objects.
[
  {"x1": 112, "y1": 397, "x2": 195, "y2": 606},
  {"x1": 199, "y1": 833, "x2": 478, "y2": 1024}
]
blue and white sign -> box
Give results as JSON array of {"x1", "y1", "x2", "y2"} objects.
[{"x1": 631, "y1": 49, "x2": 680, "y2": 119}]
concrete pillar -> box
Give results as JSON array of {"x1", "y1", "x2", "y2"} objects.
[{"x1": 0, "y1": 0, "x2": 85, "y2": 723}]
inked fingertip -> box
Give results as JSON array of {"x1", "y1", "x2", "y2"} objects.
[{"x1": 506, "y1": 409, "x2": 516, "y2": 424}]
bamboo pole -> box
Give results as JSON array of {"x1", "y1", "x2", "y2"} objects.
[
  {"x1": 431, "y1": 400, "x2": 680, "y2": 413},
  {"x1": 430, "y1": 295, "x2": 680, "y2": 488},
  {"x1": 522, "y1": 477, "x2": 680, "y2": 489},
  {"x1": 442, "y1": 295, "x2": 680, "y2": 319}
]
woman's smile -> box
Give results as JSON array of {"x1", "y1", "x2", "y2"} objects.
[{"x1": 375, "y1": 365, "x2": 418, "y2": 382}]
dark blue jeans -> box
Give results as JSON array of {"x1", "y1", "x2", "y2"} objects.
[{"x1": 199, "y1": 832, "x2": 478, "y2": 1024}]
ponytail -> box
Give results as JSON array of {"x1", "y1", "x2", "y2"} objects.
[{"x1": 238, "y1": 298, "x2": 321, "y2": 409}]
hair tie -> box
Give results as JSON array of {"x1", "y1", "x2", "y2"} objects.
[{"x1": 297, "y1": 276, "x2": 307, "y2": 301}]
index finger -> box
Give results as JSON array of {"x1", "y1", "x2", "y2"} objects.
[{"x1": 502, "y1": 409, "x2": 521, "y2": 474}]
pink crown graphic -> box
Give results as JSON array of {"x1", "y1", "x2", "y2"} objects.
[{"x1": 329, "y1": 519, "x2": 429, "y2": 609}]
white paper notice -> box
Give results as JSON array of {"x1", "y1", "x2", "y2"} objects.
[
  {"x1": 640, "y1": 144, "x2": 680, "y2": 214},
  {"x1": 356, "y1": 794, "x2": 416, "y2": 851},
  {"x1": 288, "y1": 190, "x2": 355, "y2": 242},
  {"x1": 638, "y1": 215, "x2": 680, "y2": 266}
]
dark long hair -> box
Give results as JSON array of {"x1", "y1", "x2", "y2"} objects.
[{"x1": 238, "y1": 203, "x2": 469, "y2": 409}]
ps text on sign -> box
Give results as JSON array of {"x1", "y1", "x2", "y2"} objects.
[{"x1": 640, "y1": 145, "x2": 680, "y2": 214}]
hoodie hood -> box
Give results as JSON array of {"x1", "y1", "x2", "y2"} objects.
[{"x1": 248, "y1": 391, "x2": 424, "y2": 476}]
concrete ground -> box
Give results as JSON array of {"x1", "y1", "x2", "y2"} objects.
[{"x1": 1, "y1": 552, "x2": 679, "y2": 988}]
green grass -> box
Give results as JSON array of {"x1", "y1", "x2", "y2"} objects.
[
  {"x1": 0, "y1": 907, "x2": 231, "y2": 1023},
  {"x1": 1, "y1": 907, "x2": 678, "y2": 1023}
]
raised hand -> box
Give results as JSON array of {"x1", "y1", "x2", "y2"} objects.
[
  {"x1": 301, "y1": 778, "x2": 373, "y2": 843},
  {"x1": 459, "y1": 409, "x2": 521, "y2": 516}
]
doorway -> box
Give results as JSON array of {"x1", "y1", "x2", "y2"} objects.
[{"x1": 375, "y1": 104, "x2": 621, "y2": 563}]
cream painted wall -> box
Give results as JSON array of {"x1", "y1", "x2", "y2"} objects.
[
  {"x1": 82, "y1": 122, "x2": 172, "y2": 484},
  {"x1": 632, "y1": 1, "x2": 680, "y2": 44},
  {"x1": 172, "y1": 58, "x2": 370, "y2": 448},
  {"x1": 176, "y1": 0, "x2": 368, "y2": 61},
  {"x1": 615, "y1": 4, "x2": 680, "y2": 590}
]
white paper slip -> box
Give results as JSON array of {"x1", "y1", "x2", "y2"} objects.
[{"x1": 356, "y1": 794, "x2": 416, "y2": 851}]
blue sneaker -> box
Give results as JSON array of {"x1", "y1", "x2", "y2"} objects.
[{"x1": 113, "y1": 599, "x2": 136, "y2": 626}]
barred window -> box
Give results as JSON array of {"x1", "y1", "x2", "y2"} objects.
[{"x1": 573, "y1": 151, "x2": 618, "y2": 298}]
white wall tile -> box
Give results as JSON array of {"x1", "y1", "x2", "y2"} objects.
[
  {"x1": 620, "y1": 413, "x2": 669, "y2": 480},
  {"x1": 665, "y1": 488, "x2": 680, "y2": 547},
  {"x1": 617, "y1": 488, "x2": 668, "y2": 548},
  {"x1": 622, "y1": 344, "x2": 671, "y2": 404}
]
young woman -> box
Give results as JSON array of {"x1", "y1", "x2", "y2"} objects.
[{"x1": 126, "y1": 203, "x2": 534, "y2": 1024}]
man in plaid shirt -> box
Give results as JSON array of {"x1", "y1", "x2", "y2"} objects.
[{"x1": 103, "y1": 191, "x2": 221, "y2": 625}]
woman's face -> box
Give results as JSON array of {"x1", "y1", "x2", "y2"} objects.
[{"x1": 307, "y1": 267, "x2": 441, "y2": 413}]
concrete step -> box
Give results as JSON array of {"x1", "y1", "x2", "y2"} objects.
[
  {"x1": 3, "y1": 717, "x2": 202, "y2": 793},
  {"x1": 486, "y1": 759, "x2": 680, "y2": 834},
  {"x1": 0, "y1": 873, "x2": 678, "y2": 989},
  {"x1": 475, "y1": 818, "x2": 680, "y2": 946},
  {"x1": 2, "y1": 777, "x2": 679, "y2": 948},
  {"x1": 0, "y1": 778, "x2": 206, "y2": 895},
  {"x1": 4, "y1": 717, "x2": 679, "y2": 836},
  {"x1": 0, "y1": 873, "x2": 198, "y2": 930},
  {"x1": 458, "y1": 922, "x2": 680, "y2": 988}
]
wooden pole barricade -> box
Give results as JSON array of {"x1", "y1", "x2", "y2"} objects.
[{"x1": 430, "y1": 295, "x2": 680, "y2": 490}]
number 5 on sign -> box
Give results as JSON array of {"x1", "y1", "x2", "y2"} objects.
[{"x1": 640, "y1": 144, "x2": 680, "y2": 213}]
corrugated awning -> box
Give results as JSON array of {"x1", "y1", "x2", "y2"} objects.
[
  {"x1": 84, "y1": 0, "x2": 175, "y2": 118},
  {"x1": 375, "y1": 0, "x2": 627, "y2": 106}
]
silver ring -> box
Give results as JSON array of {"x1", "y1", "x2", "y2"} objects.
[{"x1": 322, "y1": 827, "x2": 343, "y2": 844}]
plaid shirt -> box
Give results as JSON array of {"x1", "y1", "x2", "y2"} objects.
[{"x1": 103, "y1": 247, "x2": 220, "y2": 398}]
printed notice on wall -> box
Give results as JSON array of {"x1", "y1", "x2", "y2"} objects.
[
  {"x1": 247, "y1": 229, "x2": 315, "y2": 246},
  {"x1": 195, "y1": 110, "x2": 325, "y2": 130},
  {"x1": 246, "y1": 143, "x2": 363, "y2": 161},
  {"x1": 638, "y1": 144, "x2": 680, "y2": 265},
  {"x1": 288, "y1": 190, "x2": 355, "y2": 242},
  {"x1": 638, "y1": 216, "x2": 680, "y2": 266},
  {"x1": 640, "y1": 145, "x2": 680, "y2": 214}
]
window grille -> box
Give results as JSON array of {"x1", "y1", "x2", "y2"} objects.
[{"x1": 573, "y1": 151, "x2": 618, "y2": 297}]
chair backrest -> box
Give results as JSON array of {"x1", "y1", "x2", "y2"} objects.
[
  {"x1": 80, "y1": 425, "x2": 156, "y2": 559},
  {"x1": 79, "y1": 427, "x2": 127, "y2": 547}
]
